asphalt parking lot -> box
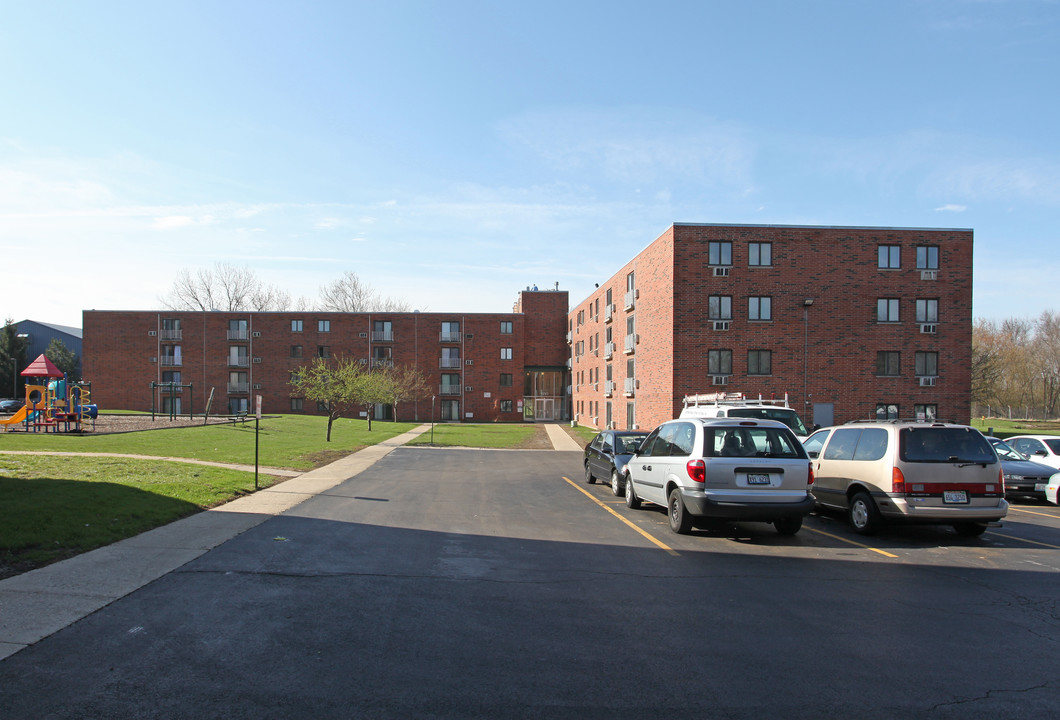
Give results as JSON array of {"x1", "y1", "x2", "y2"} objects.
[{"x1": 2, "y1": 446, "x2": 1058, "y2": 719}]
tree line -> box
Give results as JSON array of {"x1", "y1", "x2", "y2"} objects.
[
  {"x1": 973, "y1": 311, "x2": 1060, "y2": 419},
  {"x1": 1, "y1": 319, "x2": 80, "y2": 397}
]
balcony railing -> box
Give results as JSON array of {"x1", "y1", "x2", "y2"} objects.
[
  {"x1": 227, "y1": 329, "x2": 250, "y2": 340},
  {"x1": 604, "y1": 304, "x2": 613, "y2": 323},
  {"x1": 371, "y1": 358, "x2": 394, "y2": 368},
  {"x1": 228, "y1": 357, "x2": 250, "y2": 367},
  {"x1": 624, "y1": 289, "x2": 636, "y2": 310},
  {"x1": 440, "y1": 332, "x2": 462, "y2": 343},
  {"x1": 624, "y1": 378, "x2": 636, "y2": 395},
  {"x1": 624, "y1": 335, "x2": 636, "y2": 354},
  {"x1": 160, "y1": 355, "x2": 182, "y2": 367},
  {"x1": 159, "y1": 329, "x2": 182, "y2": 340},
  {"x1": 604, "y1": 380, "x2": 615, "y2": 397},
  {"x1": 439, "y1": 358, "x2": 462, "y2": 369},
  {"x1": 227, "y1": 383, "x2": 250, "y2": 394},
  {"x1": 372, "y1": 331, "x2": 395, "y2": 342},
  {"x1": 439, "y1": 385, "x2": 461, "y2": 396}
]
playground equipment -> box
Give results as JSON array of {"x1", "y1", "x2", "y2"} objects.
[{"x1": 0, "y1": 354, "x2": 97, "y2": 433}]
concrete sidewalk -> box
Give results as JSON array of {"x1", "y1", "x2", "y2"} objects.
[
  {"x1": 544, "y1": 422, "x2": 584, "y2": 451},
  {"x1": 0, "y1": 424, "x2": 432, "y2": 661}
]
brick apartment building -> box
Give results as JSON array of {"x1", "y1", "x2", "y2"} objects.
[
  {"x1": 569, "y1": 223, "x2": 972, "y2": 432},
  {"x1": 82, "y1": 289, "x2": 570, "y2": 423}
]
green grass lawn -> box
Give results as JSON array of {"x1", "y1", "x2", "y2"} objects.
[
  {"x1": 407, "y1": 423, "x2": 547, "y2": 448},
  {"x1": 970, "y1": 417, "x2": 1060, "y2": 438}
]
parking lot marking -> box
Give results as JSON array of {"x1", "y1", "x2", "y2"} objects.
[
  {"x1": 804, "y1": 526, "x2": 899, "y2": 558},
  {"x1": 562, "y1": 477, "x2": 680, "y2": 556},
  {"x1": 1008, "y1": 507, "x2": 1060, "y2": 520},
  {"x1": 987, "y1": 531, "x2": 1060, "y2": 550}
]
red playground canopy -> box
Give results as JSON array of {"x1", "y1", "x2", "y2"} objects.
[{"x1": 20, "y1": 353, "x2": 65, "y2": 379}]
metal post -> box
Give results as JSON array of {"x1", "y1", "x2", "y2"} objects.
[{"x1": 431, "y1": 395, "x2": 436, "y2": 444}]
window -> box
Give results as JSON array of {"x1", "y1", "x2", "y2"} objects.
[
  {"x1": 291, "y1": 319, "x2": 303, "y2": 332},
  {"x1": 441, "y1": 347, "x2": 461, "y2": 368},
  {"x1": 161, "y1": 344, "x2": 182, "y2": 366},
  {"x1": 372, "y1": 346, "x2": 392, "y2": 366},
  {"x1": 318, "y1": 319, "x2": 330, "y2": 332},
  {"x1": 440, "y1": 373, "x2": 461, "y2": 394},
  {"x1": 228, "y1": 397, "x2": 249, "y2": 414},
  {"x1": 916, "y1": 299, "x2": 938, "y2": 323},
  {"x1": 708, "y1": 295, "x2": 732, "y2": 320},
  {"x1": 876, "y1": 351, "x2": 900, "y2": 376},
  {"x1": 500, "y1": 400, "x2": 513, "y2": 413},
  {"x1": 915, "y1": 351, "x2": 938, "y2": 377},
  {"x1": 878, "y1": 245, "x2": 901, "y2": 269},
  {"x1": 500, "y1": 373, "x2": 513, "y2": 387},
  {"x1": 708, "y1": 349, "x2": 732, "y2": 375},
  {"x1": 290, "y1": 345, "x2": 303, "y2": 358},
  {"x1": 161, "y1": 318, "x2": 181, "y2": 340},
  {"x1": 290, "y1": 398, "x2": 304, "y2": 411},
  {"x1": 317, "y1": 345, "x2": 330, "y2": 358},
  {"x1": 228, "y1": 319, "x2": 249, "y2": 340},
  {"x1": 228, "y1": 371, "x2": 249, "y2": 393},
  {"x1": 917, "y1": 246, "x2": 939, "y2": 270},
  {"x1": 627, "y1": 402, "x2": 635, "y2": 429},
  {"x1": 748, "y1": 350, "x2": 772, "y2": 375},
  {"x1": 914, "y1": 404, "x2": 937, "y2": 420},
  {"x1": 877, "y1": 298, "x2": 900, "y2": 322},
  {"x1": 228, "y1": 346, "x2": 248, "y2": 366},
  {"x1": 501, "y1": 347, "x2": 512, "y2": 360},
  {"x1": 441, "y1": 321, "x2": 460, "y2": 342},
  {"x1": 161, "y1": 371, "x2": 181, "y2": 384},
  {"x1": 626, "y1": 271, "x2": 635, "y2": 292},
  {"x1": 749, "y1": 242, "x2": 772, "y2": 266},
  {"x1": 441, "y1": 399, "x2": 460, "y2": 421},
  {"x1": 500, "y1": 320, "x2": 513, "y2": 335},
  {"x1": 709, "y1": 241, "x2": 732, "y2": 266},
  {"x1": 875, "y1": 404, "x2": 899, "y2": 420},
  {"x1": 605, "y1": 401, "x2": 612, "y2": 427},
  {"x1": 373, "y1": 320, "x2": 393, "y2": 342},
  {"x1": 748, "y1": 296, "x2": 772, "y2": 321}
]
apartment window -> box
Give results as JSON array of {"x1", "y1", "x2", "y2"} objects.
[
  {"x1": 161, "y1": 371, "x2": 181, "y2": 384},
  {"x1": 708, "y1": 295, "x2": 732, "y2": 321},
  {"x1": 917, "y1": 246, "x2": 939, "y2": 270},
  {"x1": 161, "y1": 318, "x2": 181, "y2": 340},
  {"x1": 875, "y1": 403, "x2": 899, "y2": 420},
  {"x1": 499, "y1": 347, "x2": 512, "y2": 360},
  {"x1": 161, "y1": 396, "x2": 182, "y2": 415},
  {"x1": 228, "y1": 346, "x2": 248, "y2": 367},
  {"x1": 440, "y1": 373, "x2": 461, "y2": 395},
  {"x1": 605, "y1": 401, "x2": 612, "y2": 428},
  {"x1": 441, "y1": 321, "x2": 461, "y2": 342},
  {"x1": 372, "y1": 346, "x2": 392, "y2": 367},
  {"x1": 914, "y1": 404, "x2": 937, "y2": 421},
  {"x1": 878, "y1": 245, "x2": 901, "y2": 269},
  {"x1": 500, "y1": 400, "x2": 513, "y2": 413},
  {"x1": 626, "y1": 402, "x2": 635, "y2": 429},
  {"x1": 318, "y1": 319, "x2": 330, "y2": 332},
  {"x1": 877, "y1": 298, "x2": 900, "y2": 323},
  {"x1": 748, "y1": 350, "x2": 772, "y2": 376},
  {"x1": 291, "y1": 319, "x2": 303, "y2": 332},
  {"x1": 318, "y1": 345, "x2": 330, "y2": 359},
  {"x1": 626, "y1": 315, "x2": 635, "y2": 336},
  {"x1": 708, "y1": 349, "x2": 732, "y2": 375},
  {"x1": 290, "y1": 345, "x2": 303, "y2": 358},
  {"x1": 228, "y1": 371, "x2": 248, "y2": 393},
  {"x1": 748, "y1": 296, "x2": 772, "y2": 321},
  {"x1": 915, "y1": 351, "x2": 938, "y2": 377},
  {"x1": 441, "y1": 347, "x2": 461, "y2": 368},
  {"x1": 228, "y1": 397, "x2": 249, "y2": 414},
  {"x1": 373, "y1": 320, "x2": 393, "y2": 342},
  {"x1": 500, "y1": 320, "x2": 513, "y2": 335},
  {"x1": 748, "y1": 242, "x2": 772, "y2": 266},
  {"x1": 500, "y1": 373, "x2": 513, "y2": 387},
  {"x1": 709, "y1": 241, "x2": 732, "y2": 266},
  {"x1": 228, "y1": 318, "x2": 249, "y2": 340},
  {"x1": 441, "y1": 399, "x2": 460, "y2": 421},
  {"x1": 625, "y1": 272, "x2": 636, "y2": 309},
  {"x1": 916, "y1": 299, "x2": 939, "y2": 323},
  {"x1": 876, "y1": 351, "x2": 900, "y2": 376},
  {"x1": 290, "y1": 398, "x2": 304, "y2": 411},
  {"x1": 161, "y1": 344, "x2": 182, "y2": 367},
  {"x1": 626, "y1": 271, "x2": 635, "y2": 292}
]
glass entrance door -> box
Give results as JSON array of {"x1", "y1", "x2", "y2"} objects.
[{"x1": 535, "y1": 398, "x2": 555, "y2": 421}]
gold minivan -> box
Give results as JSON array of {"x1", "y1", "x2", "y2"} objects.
[{"x1": 803, "y1": 421, "x2": 1007, "y2": 536}]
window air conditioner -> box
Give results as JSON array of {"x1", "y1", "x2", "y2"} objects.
[
  {"x1": 465, "y1": 359, "x2": 474, "y2": 365},
  {"x1": 148, "y1": 330, "x2": 157, "y2": 336},
  {"x1": 920, "y1": 324, "x2": 937, "y2": 334},
  {"x1": 713, "y1": 321, "x2": 730, "y2": 331},
  {"x1": 358, "y1": 332, "x2": 368, "y2": 338},
  {"x1": 919, "y1": 376, "x2": 937, "y2": 387},
  {"x1": 712, "y1": 267, "x2": 730, "y2": 277},
  {"x1": 712, "y1": 375, "x2": 729, "y2": 386},
  {"x1": 252, "y1": 383, "x2": 262, "y2": 390},
  {"x1": 252, "y1": 331, "x2": 261, "y2": 338},
  {"x1": 921, "y1": 270, "x2": 938, "y2": 281},
  {"x1": 465, "y1": 333, "x2": 474, "y2": 339}
]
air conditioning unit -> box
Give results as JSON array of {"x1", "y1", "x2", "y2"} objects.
[
  {"x1": 252, "y1": 357, "x2": 262, "y2": 364},
  {"x1": 919, "y1": 376, "x2": 938, "y2": 387},
  {"x1": 712, "y1": 266, "x2": 730, "y2": 277},
  {"x1": 635, "y1": 288, "x2": 640, "y2": 299},
  {"x1": 252, "y1": 383, "x2": 262, "y2": 390},
  {"x1": 358, "y1": 332, "x2": 368, "y2": 338},
  {"x1": 148, "y1": 330, "x2": 157, "y2": 336},
  {"x1": 465, "y1": 333, "x2": 474, "y2": 339},
  {"x1": 921, "y1": 270, "x2": 938, "y2": 281},
  {"x1": 712, "y1": 375, "x2": 729, "y2": 386},
  {"x1": 359, "y1": 358, "x2": 368, "y2": 365},
  {"x1": 252, "y1": 331, "x2": 261, "y2": 338},
  {"x1": 920, "y1": 324, "x2": 937, "y2": 334},
  {"x1": 713, "y1": 321, "x2": 730, "y2": 331},
  {"x1": 464, "y1": 386, "x2": 473, "y2": 392},
  {"x1": 465, "y1": 359, "x2": 474, "y2": 365}
]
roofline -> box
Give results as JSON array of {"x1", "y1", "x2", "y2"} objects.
[{"x1": 672, "y1": 222, "x2": 973, "y2": 233}]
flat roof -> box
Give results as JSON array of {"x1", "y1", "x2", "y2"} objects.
[{"x1": 673, "y1": 222, "x2": 973, "y2": 232}]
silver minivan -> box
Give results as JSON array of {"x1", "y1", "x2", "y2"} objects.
[
  {"x1": 625, "y1": 418, "x2": 815, "y2": 535},
  {"x1": 803, "y1": 421, "x2": 1007, "y2": 536}
]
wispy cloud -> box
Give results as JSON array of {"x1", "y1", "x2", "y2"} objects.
[{"x1": 935, "y1": 204, "x2": 967, "y2": 212}]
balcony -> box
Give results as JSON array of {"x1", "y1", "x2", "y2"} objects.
[
  {"x1": 371, "y1": 358, "x2": 394, "y2": 369},
  {"x1": 372, "y1": 330, "x2": 395, "y2": 342},
  {"x1": 604, "y1": 304, "x2": 613, "y2": 323},
  {"x1": 440, "y1": 332, "x2": 462, "y2": 343},
  {"x1": 624, "y1": 335, "x2": 637, "y2": 354},
  {"x1": 159, "y1": 329, "x2": 182, "y2": 340},
  {"x1": 439, "y1": 385, "x2": 461, "y2": 396},
  {"x1": 604, "y1": 342, "x2": 615, "y2": 360},
  {"x1": 624, "y1": 289, "x2": 636, "y2": 311},
  {"x1": 228, "y1": 356, "x2": 250, "y2": 367},
  {"x1": 604, "y1": 380, "x2": 615, "y2": 397},
  {"x1": 160, "y1": 355, "x2": 182, "y2": 367},
  {"x1": 227, "y1": 383, "x2": 250, "y2": 394},
  {"x1": 440, "y1": 358, "x2": 462, "y2": 369},
  {"x1": 624, "y1": 378, "x2": 636, "y2": 396},
  {"x1": 227, "y1": 329, "x2": 250, "y2": 341}
]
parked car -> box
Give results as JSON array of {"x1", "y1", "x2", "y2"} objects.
[
  {"x1": 1003, "y1": 435, "x2": 1060, "y2": 471},
  {"x1": 624, "y1": 418, "x2": 814, "y2": 535},
  {"x1": 680, "y1": 392, "x2": 813, "y2": 438},
  {"x1": 1046, "y1": 474, "x2": 1060, "y2": 505},
  {"x1": 803, "y1": 421, "x2": 1007, "y2": 536},
  {"x1": 985, "y1": 437, "x2": 1058, "y2": 501},
  {"x1": 583, "y1": 430, "x2": 648, "y2": 496},
  {"x1": 0, "y1": 398, "x2": 24, "y2": 413}
]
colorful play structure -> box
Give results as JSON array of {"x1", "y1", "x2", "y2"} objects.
[{"x1": 0, "y1": 354, "x2": 97, "y2": 433}]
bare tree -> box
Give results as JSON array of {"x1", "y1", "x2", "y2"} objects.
[
  {"x1": 161, "y1": 262, "x2": 292, "y2": 312},
  {"x1": 318, "y1": 271, "x2": 412, "y2": 312}
]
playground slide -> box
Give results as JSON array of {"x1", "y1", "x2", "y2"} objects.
[{"x1": 0, "y1": 405, "x2": 29, "y2": 425}]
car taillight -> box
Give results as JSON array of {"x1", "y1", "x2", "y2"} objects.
[
  {"x1": 892, "y1": 466, "x2": 906, "y2": 494},
  {"x1": 807, "y1": 461, "x2": 814, "y2": 486},
  {"x1": 686, "y1": 458, "x2": 706, "y2": 483}
]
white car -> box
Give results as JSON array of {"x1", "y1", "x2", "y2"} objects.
[
  {"x1": 1047, "y1": 473, "x2": 1060, "y2": 505},
  {"x1": 1004, "y1": 436, "x2": 1060, "y2": 471}
]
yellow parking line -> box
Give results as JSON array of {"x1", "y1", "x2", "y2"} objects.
[
  {"x1": 1008, "y1": 506, "x2": 1060, "y2": 520},
  {"x1": 987, "y1": 531, "x2": 1060, "y2": 550},
  {"x1": 562, "y1": 477, "x2": 679, "y2": 556},
  {"x1": 804, "y1": 526, "x2": 899, "y2": 558}
]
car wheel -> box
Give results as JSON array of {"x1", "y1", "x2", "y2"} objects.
[
  {"x1": 774, "y1": 515, "x2": 803, "y2": 536},
  {"x1": 953, "y1": 522, "x2": 987, "y2": 537},
  {"x1": 848, "y1": 492, "x2": 881, "y2": 535},
  {"x1": 668, "y1": 488, "x2": 692, "y2": 535},
  {"x1": 584, "y1": 463, "x2": 595, "y2": 484},
  {"x1": 611, "y1": 469, "x2": 623, "y2": 497},
  {"x1": 625, "y1": 475, "x2": 641, "y2": 509}
]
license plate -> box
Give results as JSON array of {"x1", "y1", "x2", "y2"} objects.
[
  {"x1": 943, "y1": 490, "x2": 968, "y2": 504},
  {"x1": 1035, "y1": 483, "x2": 1048, "y2": 491},
  {"x1": 747, "y1": 474, "x2": 771, "y2": 485}
]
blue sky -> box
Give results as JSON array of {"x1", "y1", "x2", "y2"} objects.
[{"x1": 2, "y1": 0, "x2": 1058, "y2": 328}]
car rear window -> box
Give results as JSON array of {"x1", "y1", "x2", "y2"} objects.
[
  {"x1": 900, "y1": 427, "x2": 995, "y2": 463},
  {"x1": 727, "y1": 408, "x2": 809, "y2": 436},
  {"x1": 706, "y1": 427, "x2": 806, "y2": 459},
  {"x1": 1044, "y1": 438, "x2": 1060, "y2": 454}
]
